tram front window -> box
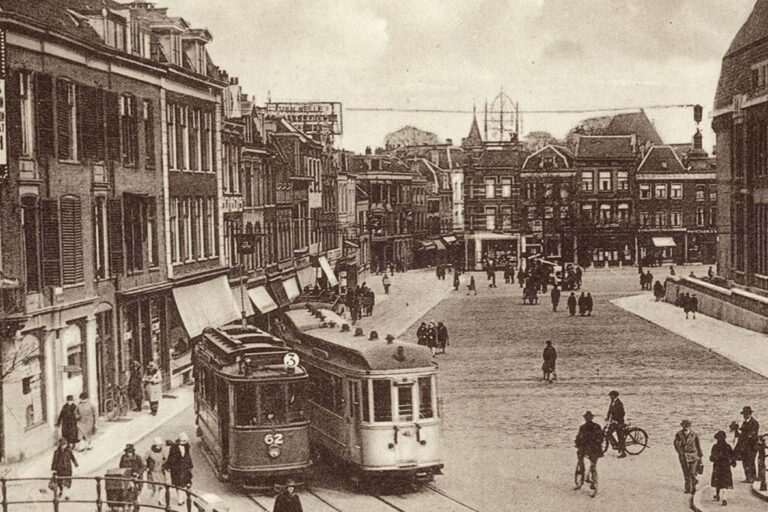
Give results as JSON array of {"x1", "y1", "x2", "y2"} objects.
[
  {"x1": 287, "y1": 382, "x2": 306, "y2": 422},
  {"x1": 260, "y1": 384, "x2": 286, "y2": 423},
  {"x1": 234, "y1": 382, "x2": 259, "y2": 427},
  {"x1": 372, "y1": 379, "x2": 392, "y2": 422},
  {"x1": 397, "y1": 385, "x2": 413, "y2": 422}
]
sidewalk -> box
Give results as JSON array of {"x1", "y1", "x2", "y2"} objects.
[
  {"x1": 611, "y1": 293, "x2": 768, "y2": 379},
  {"x1": 5, "y1": 384, "x2": 193, "y2": 479}
]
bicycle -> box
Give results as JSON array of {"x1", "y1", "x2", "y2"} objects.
[
  {"x1": 574, "y1": 452, "x2": 598, "y2": 496},
  {"x1": 103, "y1": 383, "x2": 129, "y2": 421},
  {"x1": 602, "y1": 420, "x2": 648, "y2": 456}
]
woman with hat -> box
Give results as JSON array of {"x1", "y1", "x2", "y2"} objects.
[
  {"x1": 273, "y1": 479, "x2": 303, "y2": 512},
  {"x1": 710, "y1": 430, "x2": 735, "y2": 506},
  {"x1": 165, "y1": 432, "x2": 193, "y2": 506},
  {"x1": 674, "y1": 419, "x2": 703, "y2": 494},
  {"x1": 145, "y1": 437, "x2": 167, "y2": 505},
  {"x1": 142, "y1": 361, "x2": 163, "y2": 416},
  {"x1": 50, "y1": 438, "x2": 78, "y2": 500}
]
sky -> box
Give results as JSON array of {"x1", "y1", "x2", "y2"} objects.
[{"x1": 158, "y1": 0, "x2": 757, "y2": 153}]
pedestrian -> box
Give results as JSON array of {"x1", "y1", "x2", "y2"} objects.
[
  {"x1": 585, "y1": 292, "x2": 594, "y2": 316},
  {"x1": 575, "y1": 267, "x2": 583, "y2": 289},
  {"x1": 453, "y1": 271, "x2": 460, "y2": 291},
  {"x1": 273, "y1": 479, "x2": 303, "y2": 512},
  {"x1": 708, "y1": 266, "x2": 714, "y2": 279},
  {"x1": 734, "y1": 406, "x2": 760, "y2": 483},
  {"x1": 567, "y1": 292, "x2": 577, "y2": 317},
  {"x1": 143, "y1": 361, "x2": 163, "y2": 415},
  {"x1": 689, "y1": 271, "x2": 696, "y2": 278},
  {"x1": 50, "y1": 438, "x2": 78, "y2": 500},
  {"x1": 76, "y1": 392, "x2": 96, "y2": 451},
  {"x1": 653, "y1": 280, "x2": 665, "y2": 302},
  {"x1": 489, "y1": 270, "x2": 497, "y2": 288},
  {"x1": 550, "y1": 286, "x2": 561, "y2": 312},
  {"x1": 517, "y1": 268, "x2": 526, "y2": 289},
  {"x1": 56, "y1": 395, "x2": 79, "y2": 447},
  {"x1": 710, "y1": 430, "x2": 735, "y2": 506},
  {"x1": 165, "y1": 432, "x2": 193, "y2": 506},
  {"x1": 690, "y1": 294, "x2": 698, "y2": 319},
  {"x1": 426, "y1": 321, "x2": 438, "y2": 356},
  {"x1": 129, "y1": 361, "x2": 143, "y2": 411},
  {"x1": 436, "y1": 264, "x2": 442, "y2": 280},
  {"x1": 119, "y1": 443, "x2": 146, "y2": 493},
  {"x1": 639, "y1": 272, "x2": 646, "y2": 291},
  {"x1": 416, "y1": 322, "x2": 428, "y2": 346},
  {"x1": 468, "y1": 275, "x2": 477, "y2": 296},
  {"x1": 145, "y1": 437, "x2": 167, "y2": 506},
  {"x1": 503, "y1": 266, "x2": 510, "y2": 284},
  {"x1": 382, "y1": 274, "x2": 391, "y2": 295},
  {"x1": 683, "y1": 292, "x2": 692, "y2": 319},
  {"x1": 578, "y1": 292, "x2": 586, "y2": 316},
  {"x1": 574, "y1": 411, "x2": 603, "y2": 497},
  {"x1": 436, "y1": 322, "x2": 449, "y2": 354},
  {"x1": 542, "y1": 341, "x2": 557, "y2": 383},
  {"x1": 674, "y1": 419, "x2": 703, "y2": 494},
  {"x1": 670, "y1": 265, "x2": 676, "y2": 276}
]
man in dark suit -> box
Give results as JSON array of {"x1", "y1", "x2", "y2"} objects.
[
  {"x1": 605, "y1": 390, "x2": 627, "y2": 458},
  {"x1": 735, "y1": 406, "x2": 760, "y2": 483}
]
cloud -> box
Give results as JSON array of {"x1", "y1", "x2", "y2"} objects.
[{"x1": 541, "y1": 39, "x2": 585, "y2": 61}]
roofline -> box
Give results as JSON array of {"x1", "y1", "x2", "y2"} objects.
[
  {"x1": 522, "y1": 144, "x2": 571, "y2": 170},
  {"x1": 637, "y1": 145, "x2": 686, "y2": 173}
]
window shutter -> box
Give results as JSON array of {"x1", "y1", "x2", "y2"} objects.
[
  {"x1": 60, "y1": 196, "x2": 84, "y2": 284},
  {"x1": 144, "y1": 101, "x2": 155, "y2": 167},
  {"x1": 108, "y1": 198, "x2": 124, "y2": 275},
  {"x1": 35, "y1": 74, "x2": 55, "y2": 157},
  {"x1": 78, "y1": 86, "x2": 102, "y2": 162},
  {"x1": 40, "y1": 199, "x2": 62, "y2": 287},
  {"x1": 56, "y1": 80, "x2": 71, "y2": 160},
  {"x1": 105, "y1": 92, "x2": 121, "y2": 161},
  {"x1": 7, "y1": 70, "x2": 22, "y2": 157}
]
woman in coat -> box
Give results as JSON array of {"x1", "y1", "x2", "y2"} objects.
[
  {"x1": 145, "y1": 437, "x2": 167, "y2": 506},
  {"x1": 426, "y1": 322, "x2": 438, "y2": 356},
  {"x1": 710, "y1": 430, "x2": 735, "y2": 506},
  {"x1": 51, "y1": 438, "x2": 78, "y2": 499},
  {"x1": 128, "y1": 361, "x2": 143, "y2": 411},
  {"x1": 165, "y1": 432, "x2": 193, "y2": 505},
  {"x1": 416, "y1": 323, "x2": 427, "y2": 346},
  {"x1": 143, "y1": 362, "x2": 163, "y2": 415},
  {"x1": 56, "y1": 395, "x2": 79, "y2": 446},
  {"x1": 76, "y1": 392, "x2": 96, "y2": 451}
]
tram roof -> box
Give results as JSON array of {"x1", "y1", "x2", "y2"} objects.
[{"x1": 284, "y1": 307, "x2": 434, "y2": 372}]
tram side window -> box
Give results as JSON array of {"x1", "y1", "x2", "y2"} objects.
[
  {"x1": 308, "y1": 368, "x2": 344, "y2": 415},
  {"x1": 397, "y1": 385, "x2": 413, "y2": 422},
  {"x1": 418, "y1": 376, "x2": 433, "y2": 419},
  {"x1": 198, "y1": 367, "x2": 217, "y2": 410},
  {"x1": 361, "y1": 380, "x2": 370, "y2": 422},
  {"x1": 287, "y1": 382, "x2": 306, "y2": 422},
  {"x1": 234, "y1": 382, "x2": 259, "y2": 427},
  {"x1": 372, "y1": 379, "x2": 392, "y2": 422},
  {"x1": 260, "y1": 383, "x2": 286, "y2": 423}
]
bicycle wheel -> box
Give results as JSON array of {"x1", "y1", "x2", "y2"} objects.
[
  {"x1": 624, "y1": 427, "x2": 648, "y2": 455},
  {"x1": 104, "y1": 398, "x2": 118, "y2": 421},
  {"x1": 601, "y1": 433, "x2": 611, "y2": 454},
  {"x1": 574, "y1": 460, "x2": 585, "y2": 488}
]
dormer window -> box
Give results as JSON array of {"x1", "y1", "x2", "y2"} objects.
[
  {"x1": 196, "y1": 44, "x2": 207, "y2": 75},
  {"x1": 170, "y1": 34, "x2": 182, "y2": 66},
  {"x1": 752, "y1": 61, "x2": 768, "y2": 91},
  {"x1": 105, "y1": 15, "x2": 126, "y2": 51}
]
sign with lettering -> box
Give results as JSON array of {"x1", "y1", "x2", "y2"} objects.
[{"x1": 265, "y1": 101, "x2": 343, "y2": 135}]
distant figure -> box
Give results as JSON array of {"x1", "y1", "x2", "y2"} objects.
[
  {"x1": 670, "y1": 265, "x2": 676, "y2": 276},
  {"x1": 489, "y1": 270, "x2": 497, "y2": 288},
  {"x1": 166, "y1": 432, "x2": 193, "y2": 506},
  {"x1": 437, "y1": 322, "x2": 449, "y2": 354},
  {"x1": 468, "y1": 275, "x2": 477, "y2": 296},
  {"x1": 453, "y1": 271, "x2": 460, "y2": 291},
  {"x1": 382, "y1": 274, "x2": 391, "y2": 295},
  {"x1": 145, "y1": 437, "x2": 167, "y2": 506},
  {"x1": 417, "y1": 322, "x2": 428, "y2": 346},
  {"x1": 56, "y1": 395, "x2": 79, "y2": 447},
  {"x1": 689, "y1": 271, "x2": 696, "y2": 278},
  {"x1": 689, "y1": 294, "x2": 698, "y2": 319},
  {"x1": 683, "y1": 293, "x2": 693, "y2": 319},
  {"x1": 273, "y1": 479, "x2": 303, "y2": 512},
  {"x1": 119, "y1": 443, "x2": 146, "y2": 491},
  {"x1": 50, "y1": 438, "x2": 78, "y2": 500},
  {"x1": 645, "y1": 270, "x2": 653, "y2": 290},
  {"x1": 567, "y1": 292, "x2": 577, "y2": 317},
  {"x1": 143, "y1": 361, "x2": 163, "y2": 416},
  {"x1": 708, "y1": 266, "x2": 714, "y2": 279},
  {"x1": 129, "y1": 361, "x2": 143, "y2": 411},
  {"x1": 542, "y1": 341, "x2": 557, "y2": 383},
  {"x1": 578, "y1": 292, "x2": 587, "y2": 316},
  {"x1": 585, "y1": 292, "x2": 594, "y2": 316},
  {"x1": 653, "y1": 280, "x2": 665, "y2": 302},
  {"x1": 734, "y1": 406, "x2": 760, "y2": 484},
  {"x1": 710, "y1": 430, "x2": 735, "y2": 506},
  {"x1": 76, "y1": 392, "x2": 96, "y2": 451},
  {"x1": 550, "y1": 286, "x2": 561, "y2": 312}
]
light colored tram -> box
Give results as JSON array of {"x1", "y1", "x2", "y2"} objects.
[{"x1": 281, "y1": 303, "x2": 444, "y2": 483}]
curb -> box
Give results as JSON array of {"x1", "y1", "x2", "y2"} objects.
[
  {"x1": 751, "y1": 480, "x2": 768, "y2": 501},
  {"x1": 690, "y1": 486, "x2": 707, "y2": 512}
]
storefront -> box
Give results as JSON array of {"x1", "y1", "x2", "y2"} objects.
[{"x1": 466, "y1": 233, "x2": 520, "y2": 270}]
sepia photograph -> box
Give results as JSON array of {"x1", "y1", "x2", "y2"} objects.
[{"x1": 0, "y1": 1, "x2": 767, "y2": 511}]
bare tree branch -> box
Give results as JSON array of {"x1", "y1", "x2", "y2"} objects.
[{"x1": 0, "y1": 335, "x2": 39, "y2": 382}]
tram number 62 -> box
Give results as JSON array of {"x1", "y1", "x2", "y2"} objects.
[{"x1": 264, "y1": 433, "x2": 284, "y2": 446}]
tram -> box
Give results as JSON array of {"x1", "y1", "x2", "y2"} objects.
[
  {"x1": 193, "y1": 325, "x2": 311, "y2": 488},
  {"x1": 281, "y1": 303, "x2": 444, "y2": 484}
]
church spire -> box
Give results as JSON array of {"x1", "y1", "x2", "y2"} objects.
[{"x1": 463, "y1": 104, "x2": 483, "y2": 148}]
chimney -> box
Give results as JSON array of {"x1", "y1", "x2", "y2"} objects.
[
  {"x1": 693, "y1": 129, "x2": 703, "y2": 151},
  {"x1": 365, "y1": 146, "x2": 372, "y2": 155},
  {"x1": 446, "y1": 138, "x2": 453, "y2": 146}
]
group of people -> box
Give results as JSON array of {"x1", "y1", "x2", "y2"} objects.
[
  {"x1": 55, "y1": 393, "x2": 96, "y2": 452},
  {"x1": 639, "y1": 270, "x2": 655, "y2": 290},
  {"x1": 435, "y1": 263, "x2": 450, "y2": 280},
  {"x1": 565, "y1": 291, "x2": 594, "y2": 316},
  {"x1": 673, "y1": 406, "x2": 760, "y2": 505},
  {"x1": 416, "y1": 321, "x2": 450, "y2": 356},
  {"x1": 128, "y1": 360, "x2": 164, "y2": 416},
  {"x1": 674, "y1": 292, "x2": 699, "y2": 319},
  {"x1": 345, "y1": 283, "x2": 376, "y2": 322}
]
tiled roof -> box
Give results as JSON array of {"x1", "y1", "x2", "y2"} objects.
[
  {"x1": 574, "y1": 135, "x2": 636, "y2": 159},
  {"x1": 605, "y1": 111, "x2": 663, "y2": 145},
  {"x1": 474, "y1": 148, "x2": 526, "y2": 168},
  {"x1": 522, "y1": 145, "x2": 573, "y2": 170},
  {"x1": 637, "y1": 146, "x2": 685, "y2": 174},
  {"x1": 726, "y1": 0, "x2": 768, "y2": 57},
  {"x1": 1, "y1": 0, "x2": 104, "y2": 45}
]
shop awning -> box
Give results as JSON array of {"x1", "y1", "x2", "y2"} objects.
[
  {"x1": 442, "y1": 235, "x2": 457, "y2": 245},
  {"x1": 318, "y1": 256, "x2": 339, "y2": 287},
  {"x1": 416, "y1": 241, "x2": 436, "y2": 251},
  {"x1": 296, "y1": 265, "x2": 317, "y2": 289},
  {"x1": 344, "y1": 240, "x2": 359, "y2": 249},
  {"x1": 268, "y1": 281, "x2": 290, "y2": 308},
  {"x1": 172, "y1": 276, "x2": 241, "y2": 338},
  {"x1": 652, "y1": 237, "x2": 677, "y2": 248},
  {"x1": 247, "y1": 286, "x2": 278, "y2": 314},
  {"x1": 234, "y1": 285, "x2": 255, "y2": 317},
  {"x1": 283, "y1": 276, "x2": 301, "y2": 301},
  {"x1": 433, "y1": 239, "x2": 448, "y2": 251}
]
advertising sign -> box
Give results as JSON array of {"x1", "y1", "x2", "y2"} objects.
[{"x1": 266, "y1": 101, "x2": 343, "y2": 135}]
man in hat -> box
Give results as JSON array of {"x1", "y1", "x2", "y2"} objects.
[
  {"x1": 165, "y1": 432, "x2": 193, "y2": 505},
  {"x1": 273, "y1": 479, "x2": 303, "y2": 512},
  {"x1": 119, "y1": 443, "x2": 146, "y2": 492},
  {"x1": 605, "y1": 391, "x2": 627, "y2": 458},
  {"x1": 674, "y1": 419, "x2": 703, "y2": 493},
  {"x1": 574, "y1": 411, "x2": 603, "y2": 497},
  {"x1": 734, "y1": 406, "x2": 760, "y2": 483},
  {"x1": 542, "y1": 341, "x2": 557, "y2": 383}
]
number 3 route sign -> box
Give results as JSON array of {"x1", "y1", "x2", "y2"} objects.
[{"x1": 283, "y1": 352, "x2": 300, "y2": 369}]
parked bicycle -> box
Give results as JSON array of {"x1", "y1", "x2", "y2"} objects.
[
  {"x1": 103, "y1": 383, "x2": 129, "y2": 421},
  {"x1": 602, "y1": 420, "x2": 648, "y2": 455},
  {"x1": 574, "y1": 454, "x2": 598, "y2": 495}
]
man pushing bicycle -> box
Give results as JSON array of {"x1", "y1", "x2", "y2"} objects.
[
  {"x1": 605, "y1": 390, "x2": 628, "y2": 458},
  {"x1": 575, "y1": 410, "x2": 603, "y2": 497}
]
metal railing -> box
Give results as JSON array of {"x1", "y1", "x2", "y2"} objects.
[
  {"x1": 759, "y1": 434, "x2": 767, "y2": 491},
  {"x1": 0, "y1": 475, "x2": 221, "y2": 512}
]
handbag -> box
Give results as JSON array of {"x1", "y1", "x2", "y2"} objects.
[
  {"x1": 696, "y1": 460, "x2": 704, "y2": 475},
  {"x1": 48, "y1": 475, "x2": 58, "y2": 492}
]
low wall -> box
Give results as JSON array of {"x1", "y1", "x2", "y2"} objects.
[{"x1": 664, "y1": 277, "x2": 768, "y2": 334}]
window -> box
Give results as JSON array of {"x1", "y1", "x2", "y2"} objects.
[
  {"x1": 524, "y1": 183, "x2": 535, "y2": 200},
  {"x1": 639, "y1": 184, "x2": 651, "y2": 199},
  {"x1": 617, "y1": 203, "x2": 630, "y2": 223},
  {"x1": 202, "y1": 112, "x2": 212, "y2": 172},
  {"x1": 175, "y1": 105, "x2": 187, "y2": 170},
  {"x1": 120, "y1": 95, "x2": 138, "y2": 165},
  {"x1": 671, "y1": 211, "x2": 682, "y2": 227},
  {"x1": 170, "y1": 199, "x2": 178, "y2": 263},
  {"x1": 188, "y1": 109, "x2": 200, "y2": 171},
  {"x1": 617, "y1": 171, "x2": 629, "y2": 191},
  {"x1": 485, "y1": 207, "x2": 496, "y2": 231},
  {"x1": 19, "y1": 72, "x2": 34, "y2": 156},
  {"x1": 485, "y1": 178, "x2": 495, "y2": 199},
  {"x1": 599, "y1": 171, "x2": 612, "y2": 191},
  {"x1": 654, "y1": 184, "x2": 667, "y2": 199},
  {"x1": 372, "y1": 380, "x2": 392, "y2": 422},
  {"x1": 752, "y1": 61, "x2": 768, "y2": 90},
  {"x1": 581, "y1": 203, "x2": 593, "y2": 223},
  {"x1": 501, "y1": 178, "x2": 512, "y2": 198},
  {"x1": 94, "y1": 197, "x2": 108, "y2": 279},
  {"x1": 599, "y1": 204, "x2": 612, "y2": 224},
  {"x1": 59, "y1": 196, "x2": 83, "y2": 285},
  {"x1": 206, "y1": 198, "x2": 217, "y2": 257},
  {"x1": 147, "y1": 199, "x2": 158, "y2": 267},
  {"x1": 560, "y1": 206, "x2": 569, "y2": 219},
  {"x1": 639, "y1": 211, "x2": 650, "y2": 227},
  {"x1": 710, "y1": 185, "x2": 718, "y2": 202},
  {"x1": 501, "y1": 206, "x2": 512, "y2": 230},
  {"x1": 397, "y1": 385, "x2": 413, "y2": 422},
  {"x1": 56, "y1": 80, "x2": 77, "y2": 160},
  {"x1": 191, "y1": 200, "x2": 199, "y2": 259},
  {"x1": 22, "y1": 197, "x2": 41, "y2": 292},
  {"x1": 696, "y1": 207, "x2": 706, "y2": 227},
  {"x1": 124, "y1": 195, "x2": 148, "y2": 273},
  {"x1": 710, "y1": 208, "x2": 718, "y2": 227},
  {"x1": 178, "y1": 199, "x2": 188, "y2": 262},
  {"x1": 167, "y1": 104, "x2": 176, "y2": 169},
  {"x1": 655, "y1": 210, "x2": 667, "y2": 227},
  {"x1": 581, "y1": 172, "x2": 593, "y2": 192},
  {"x1": 696, "y1": 186, "x2": 706, "y2": 201},
  {"x1": 143, "y1": 101, "x2": 155, "y2": 168},
  {"x1": 105, "y1": 17, "x2": 126, "y2": 51},
  {"x1": 671, "y1": 183, "x2": 682, "y2": 199},
  {"x1": 544, "y1": 206, "x2": 554, "y2": 219}
]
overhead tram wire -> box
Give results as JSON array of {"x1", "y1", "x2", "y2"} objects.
[{"x1": 344, "y1": 103, "x2": 699, "y2": 115}]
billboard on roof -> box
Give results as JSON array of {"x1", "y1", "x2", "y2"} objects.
[{"x1": 266, "y1": 101, "x2": 343, "y2": 135}]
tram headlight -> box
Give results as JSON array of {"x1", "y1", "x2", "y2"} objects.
[{"x1": 268, "y1": 445, "x2": 281, "y2": 458}]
